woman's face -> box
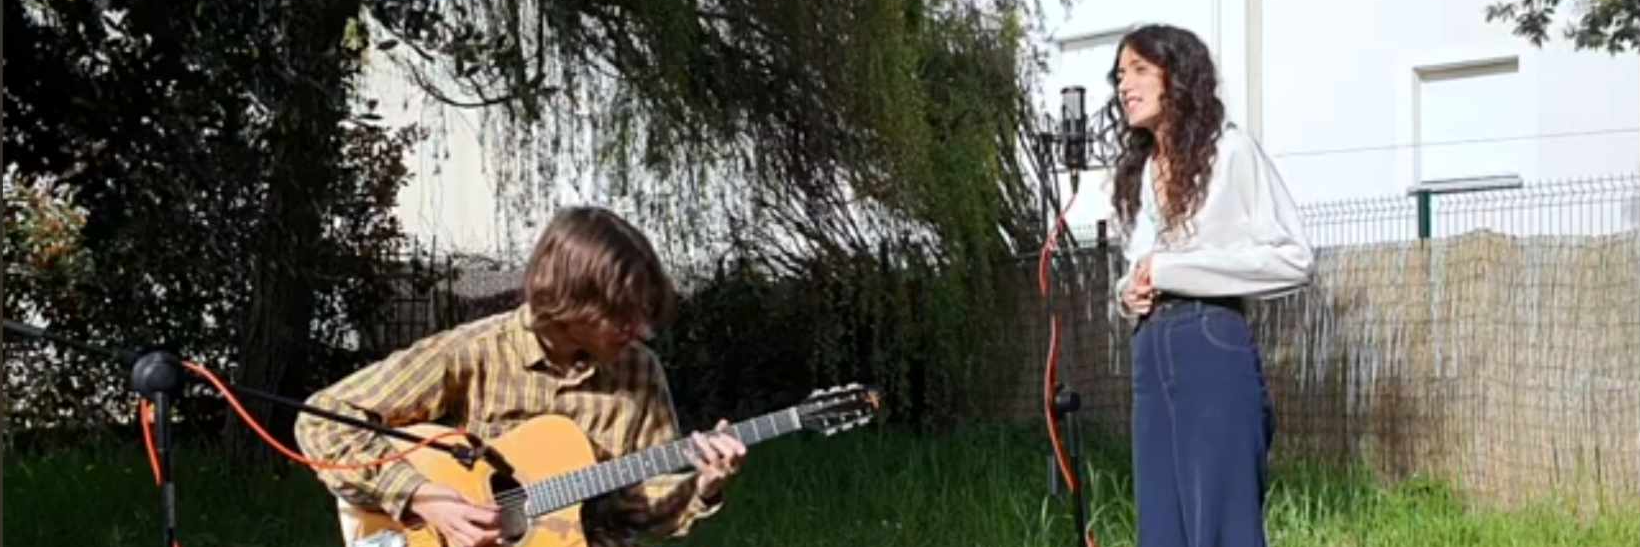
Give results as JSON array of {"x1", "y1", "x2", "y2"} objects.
[{"x1": 1116, "y1": 46, "x2": 1166, "y2": 129}]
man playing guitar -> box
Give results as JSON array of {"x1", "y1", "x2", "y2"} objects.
[{"x1": 295, "y1": 206, "x2": 746, "y2": 547}]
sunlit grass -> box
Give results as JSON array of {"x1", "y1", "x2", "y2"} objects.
[{"x1": 6, "y1": 425, "x2": 1635, "y2": 546}]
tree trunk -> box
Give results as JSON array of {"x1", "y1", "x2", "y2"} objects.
[
  {"x1": 3, "y1": 1, "x2": 10, "y2": 532},
  {"x1": 223, "y1": 0, "x2": 359, "y2": 466},
  {"x1": 228, "y1": 230, "x2": 318, "y2": 465},
  {"x1": 1, "y1": 174, "x2": 8, "y2": 547}
]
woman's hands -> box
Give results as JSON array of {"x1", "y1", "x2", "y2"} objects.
[{"x1": 1121, "y1": 255, "x2": 1156, "y2": 316}]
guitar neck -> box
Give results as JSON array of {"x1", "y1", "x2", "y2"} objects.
[{"x1": 520, "y1": 406, "x2": 803, "y2": 518}]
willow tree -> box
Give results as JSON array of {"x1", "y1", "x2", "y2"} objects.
[
  {"x1": 362, "y1": 0, "x2": 1061, "y2": 422},
  {"x1": 5, "y1": 0, "x2": 421, "y2": 461},
  {"x1": 365, "y1": 0, "x2": 1056, "y2": 273}
]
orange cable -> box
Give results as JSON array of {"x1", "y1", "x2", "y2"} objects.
[
  {"x1": 135, "y1": 361, "x2": 469, "y2": 496},
  {"x1": 1038, "y1": 185, "x2": 1100, "y2": 547},
  {"x1": 1039, "y1": 188, "x2": 1081, "y2": 494},
  {"x1": 134, "y1": 360, "x2": 470, "y2": 547},
  {"x1": 138, "y1": 399, "x2": 183, "y2": 547},
  {"x1": 140, "y1": 400, "x2": 163, "y2": 485},
  {"x1": 180, "y1": 361, "x2": 469, "y2": 471}
]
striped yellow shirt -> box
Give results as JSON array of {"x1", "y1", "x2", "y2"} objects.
[{"x1": 293, "y1": 303, "x2": 719, "y2": 545}]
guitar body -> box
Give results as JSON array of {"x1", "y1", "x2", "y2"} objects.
[
  {"x1": 340, "y1": 416, "x2": 597, "y2": 547},
  {"x1": 328, "y1": 383, "x2": 881, "y2": 547}
]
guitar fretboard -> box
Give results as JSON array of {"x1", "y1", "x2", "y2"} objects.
[{"x1": 519, "y1": 407, "x2": 802, "y2": 517}]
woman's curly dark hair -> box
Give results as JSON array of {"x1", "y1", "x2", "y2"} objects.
[{"x1": 1093, "y1": 24, "x2": 1225, "y2": 241}]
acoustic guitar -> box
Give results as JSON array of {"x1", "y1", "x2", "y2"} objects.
[{"x1": 339, "y1": 383, "x2": 881, "y2": 547}]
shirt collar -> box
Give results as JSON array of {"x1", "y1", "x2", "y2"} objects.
[{"x1": 510, "y1": 303, "x2": 597, "y2": 384}]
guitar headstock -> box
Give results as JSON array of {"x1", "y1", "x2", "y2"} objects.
[{"x1": 795, "y1": 383, "x2": 881, "y2": 435}]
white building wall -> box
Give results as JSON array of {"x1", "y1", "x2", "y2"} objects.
[
  {"x1": 1038, "y1": 0, "x2": 1640, "y2": 231},
  {"x1": 366, "y1": 1, "x2": 1640, "y2": 253},
  {"x1": 359, "y1": 53, "x2": 509, "y2": 258}
]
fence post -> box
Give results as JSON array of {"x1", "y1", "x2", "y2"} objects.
[
  {"x1": 1416, "y1": 192, "x2": 1432, "y2": 240},
  {"x1": 1409, "y1": 175, "x2": 1523, "y2": 240}
]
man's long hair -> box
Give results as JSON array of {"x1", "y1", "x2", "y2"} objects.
[
  {"x1": 523, "y1": 206, "x2": 677, "y2": 335},
  {"x1": 1094, "y1": 24, "x2": 1226, "y2": 241}
]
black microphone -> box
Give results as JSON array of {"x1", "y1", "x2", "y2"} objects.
[{"x1": 131, "y1": 348, "x2": 184, "y2": 401}]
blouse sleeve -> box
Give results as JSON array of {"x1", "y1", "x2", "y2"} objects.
[{"x1": 1148, "y1": 133, "x2": 1314, "y2": 298}]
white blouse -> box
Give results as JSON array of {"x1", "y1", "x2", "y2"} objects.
[{"x1": 1113, "y1": 123, "x2": 1315, "y2": 317}]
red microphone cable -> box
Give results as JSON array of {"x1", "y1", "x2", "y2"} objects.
[
  {"x1": 136, "y1": 361, "x2": 472, "y2": 547},
  {"x1": 1037, "y1": 184, "x2": 1098, "y2": 547}
]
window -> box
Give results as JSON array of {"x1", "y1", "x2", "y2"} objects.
[{"x1": 1413, "y1": 56, "x2": 1530, "y2": 185}]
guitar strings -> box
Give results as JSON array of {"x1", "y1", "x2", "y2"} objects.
[
  {"x1": 487, "y1": 442, "x2": 690, "y2": 510},
  {"x1": 475, "y1": 396, "x2": 860, "y2": 516},
  {"x1": 482, "y1": 420, "x2": 783, "y2": 511},
  {"x1": 495, "y1": 488, "x2": 528, "y2": 506},
  {"x1": 484, "y1": 427, "x2": 773, "y2": 511}
]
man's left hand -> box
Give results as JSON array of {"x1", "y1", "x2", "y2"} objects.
[{"x1": 686, "y1": 419, "x2": 747, "y2": 501}]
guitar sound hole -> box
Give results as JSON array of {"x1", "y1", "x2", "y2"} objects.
[{"x1": 490, "y1": 473, "x2": 528, "y2": 542}]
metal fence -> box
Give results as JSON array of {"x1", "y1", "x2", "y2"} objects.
[
  {"x1": 1283, "y1": 173, "x2": 1639, "y2": 505},
  {"x1": 354, "y1": 238, "x2": 459, "y2": 359},
  {"x1": 1004, "y1": 173, "x2": 1640, "y2": 507},
  {"x1": 352, "y1": 238, "x2": 528, "y2": 361},
  {"x1": 1300, "y1": 174, "x2": 1640, "y2": 246}
]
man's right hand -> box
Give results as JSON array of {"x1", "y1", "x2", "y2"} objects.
[
  {"x1": 408, "y1": 483, "x2": 500, "y2": 547},
  {"x1": 1121, "y1": 255, "x2": 1156, "y2": 316}
]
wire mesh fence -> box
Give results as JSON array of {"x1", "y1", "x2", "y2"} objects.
[
  {"x1": 353, "y1": 238, "x2": 459, "y2": 359},
  {"x1": 1002, "y1": 173, "x2": 1640, "y2": 507}
]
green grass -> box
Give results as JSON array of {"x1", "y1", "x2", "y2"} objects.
[
  {"x1": 6, "y1": 425, "x2": 1637, "y2": 546},
  {"x1": 5, "y1": 432, "x2": 340, "y2": 547}
]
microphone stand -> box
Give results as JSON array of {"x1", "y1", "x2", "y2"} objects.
[
  {"x1": 1035, "y1": 95, "x2": 1093, "y2": 545},
  {"x1": 3, "y1": 320, "x2": 508, "y2": 547},
  {"x1": 131, "y1": 350, "x2": 182, "y2": 547},
  {"x1": 1049, "y1": 383, "x2": 1088, "y2": 547},
  {"x1": 1043, "y1": 198, "x2": 1090, "y2": 547}
]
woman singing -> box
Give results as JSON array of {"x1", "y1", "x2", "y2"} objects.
[{"x1": 1098, "y1": 24, "x2": 1315, "y2": 547}]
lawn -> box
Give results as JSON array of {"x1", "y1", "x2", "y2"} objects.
[{"x1": 5, "y1": 424, "x2": 1635, "y2": 547}]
